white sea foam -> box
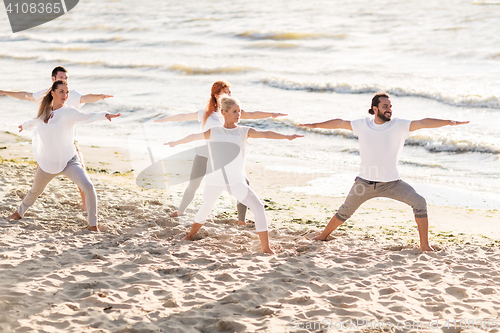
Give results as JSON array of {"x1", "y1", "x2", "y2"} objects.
[{"x1": 261, "y1": 77, "x2": 500, "y2": 109}]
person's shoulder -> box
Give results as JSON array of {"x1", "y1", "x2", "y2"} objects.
[
  {"x1": 33, "y1": 88, "x2": 50, "y2": 101},
  {"x1": 197, "y1": 108, "x2": 205, "y2": 120},
  {"x1": 352, "y1": 117, "x2": 369, "y2": 126},
  {"x1": 70, "y1": 89, "x2": 82, "y2": 96},
  {"x1": 393, "y1": 117, "x2": 412, "y2": 126}
]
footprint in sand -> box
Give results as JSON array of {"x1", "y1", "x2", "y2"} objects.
[{"x1": 445, "y1": 286, "x2": 469, "y2": 299}]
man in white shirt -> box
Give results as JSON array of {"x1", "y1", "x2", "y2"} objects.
[
  {"x1": 0, "y1": 66, "x2": 113, "y2": 210},
  {"x1": 0, "y1": 66, "x2": 112, "y2": 106},
  {"x1": 299, "y1": 92, "x2": 469, "y2": 251}
]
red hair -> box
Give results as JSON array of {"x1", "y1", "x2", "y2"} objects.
[{"x1": 202, "y1": 80, "x2": 230, "y2": 127}]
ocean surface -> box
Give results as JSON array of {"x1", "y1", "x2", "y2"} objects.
[{"x1": 1, "y1": 0, "x2": 499, "y2": 209}]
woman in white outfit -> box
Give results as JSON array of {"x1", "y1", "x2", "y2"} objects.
[
  {"x1": 154, "y1": 80, "x2": 286, "y2": 224},
  {"x1": 8, "y1": 80, "x2": 121, "y2": 232},
  {"x1": 165, "y1": 95, "x2": 303, "y2": 254}
]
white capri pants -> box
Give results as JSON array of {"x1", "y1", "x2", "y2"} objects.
[{"x1": 194, "y1": 181, "x2": 268, "y2": 232}]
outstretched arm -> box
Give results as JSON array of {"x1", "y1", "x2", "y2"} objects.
[
  {"x1": 164, "y1": 130, "x2": 211, "y2": 147},
  {"x1": 80, "y1": 94, "x2": 114, "y2": 104},
  {"x1": 248, "y1": 128, "x2": 303, "y2": 140},
  {"x1": 298, "y1": 118, "x2": 352, "y2": 131},
  {"x1": 154, "y1": 112, "x2": 199, "y2": 123},
  {"x1": 18, "y1": 118, "x2": 40, "y2": 132},
  {"x1": 409, "y1": 118, "x2": 469, "y2": 132},
  {"x1": 241, "y1": 110, "x2": 287, "y2": 119},
  {"x1": 0, "y1": 90, "x2": 34, "y2": 101}
]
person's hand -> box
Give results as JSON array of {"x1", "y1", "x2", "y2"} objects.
[
  {"x1": 163, "y1": 141, "x2": 177, "y2": 147},
  {"x1": 0, "y1": 90, "x2": 6, "y2": 96},
  {"x1": 105, "y1": 113, "x2": 121, "y2": 121},
  {"x1": 450, "y1": 120, "x2": 470, "y2": 126},
  {"x1": 101, "y1": 94, "x2": 113, "y2": 100},
  {"x1": 18, "y1": 125, "x2": 23, "y2": 132},
  {"x1": 298, "y1": 123, "x2": 315, "y2": 128},
  {"x1": 272, "y1": 112, "x2": 287, "y2": 118},
  {"x1": 287, "y1": 134, "x2": 304, "y2": 140}
]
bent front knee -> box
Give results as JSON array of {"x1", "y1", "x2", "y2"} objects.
[{"x1": 412, "y1": 195, "x2": 427, "y2": 218}]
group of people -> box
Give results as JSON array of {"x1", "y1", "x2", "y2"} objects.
[{"x1": 1, "y1": 66, "x2": 469, "y2": 253}]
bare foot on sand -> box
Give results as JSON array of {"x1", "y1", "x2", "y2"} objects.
[
  {"x1": 182, "y1": 234, "x2": 195, "y2": 241},
  {"x1": 170, "y1": 210, "x2": 183, "y2": 218},
  {"x1": 262, "y1": 247, "x2": 275, "y2": 254},
  {"x1": 8, "y1": 211, "x2": 21, "y2": 220},
  {"x1": 420, "y1": 245, "x2": 434, "y2": 252},
  {"x1": 312, "y1": 234, "x2": 328, "y2": 241},
  {"x1": 238, "y1": 220, "x2": 246, "y2": 226},
  {"x1": 90, "y1": 226, "x2": 100, "y2": 232}
]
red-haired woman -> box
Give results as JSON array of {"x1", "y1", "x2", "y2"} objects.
[
  {"x1": 8, "y1": 80, "x2": 121, "y2": 231},
  {"x1": 155, "y1": 81, "x2": 286, "y2": 223}
]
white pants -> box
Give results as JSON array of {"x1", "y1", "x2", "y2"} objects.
[{"x1": 194, "y1": 182, "x2": 268, "y2": 232}]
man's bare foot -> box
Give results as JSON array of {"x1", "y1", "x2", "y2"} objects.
[
  {"x1": 420, "y1": 245, "x2": 434, "y2": 252},
  {"x1": 238, "y1": 220, "x2": 246, "y2": 226},
  {"x1": 182, "y1": 234, "x2": 195, "y2": 241},
  {"x1": 312, "y1": 234, "x2": 328, "y2": 241},
  {"x1": 262, "y1": 247, "x2": 275, "y2": 254},
  {"x1": 90, "y1": 226, "x2": 100, "y2": 232},
  {"x1": 170, "y1": 210, "x2": 183, "y2": 218},
  {"x1": 8, "y1": 211, "x2": 21, "y2": 220}
]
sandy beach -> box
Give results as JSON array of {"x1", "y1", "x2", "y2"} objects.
[{"x1": 1, "y1": 130, "x2": 500, "y2": 333}]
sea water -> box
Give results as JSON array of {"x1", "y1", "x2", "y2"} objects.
[{"x1": 0, "y1": 0, "x2": 499, "y2": 209}]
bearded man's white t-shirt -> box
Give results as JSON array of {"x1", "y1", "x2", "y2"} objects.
[{"x1": 350, "y1": 117, "x2": 412, "y2": 182}]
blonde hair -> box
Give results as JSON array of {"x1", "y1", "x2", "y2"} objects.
[
  {"x1": 38, "y1": 80, "x2": 67, "y2": 123},
  {"x1": 202, "y1": 80, "x2": 231, "y2": 126},
  {"x1": 219, "y1": 95, "x2": 240, "y2": 114}
]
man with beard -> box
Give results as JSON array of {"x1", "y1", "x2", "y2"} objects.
[{"x1": 299, "y1": 92, "x2": 469, "y2": 251}]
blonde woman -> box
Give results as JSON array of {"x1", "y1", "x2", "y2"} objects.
[
  {"x1": 8, "y1": 80, "x2": 121, "y2": 231},
  {"x1": 165, "y1": 95, "x2": 302, "y2": 254},
  {"x1": 155, "y1": 80, "x2": 286, "y2": 224}
]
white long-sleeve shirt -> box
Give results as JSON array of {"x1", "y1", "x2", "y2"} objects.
[{"x1": 22, "y1": 106, "x2": 108, "y2": 174}]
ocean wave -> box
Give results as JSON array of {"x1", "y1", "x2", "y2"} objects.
[
  {"x1": 261, "y1": 77, "x2": 500, "y2": 109},
  {"x1": 247, "y1": 41, "x2": 299, "y2": 49},
  {"x1": 0, "y1": 53, "x2": 166, "y2": 70},
  {"x1": 405, "y1": 134, "x2": 500, "y2": 154},
  {"x1": 184, "y1": 17, "x2": 221, "y2": 22},
  {"x1": 1, "y1": 53, "x2": 253, "y2": 74},
  {"x1": 168, "y1": 64, "x2": 258, "y2": 75},
  {"x1": 80, "y1": 25, "x2": 148, "y2": 32},
  {"x1": 43, "y1": 46, "x2": 96, "y2": 52},
  {"x1": 0, "y1": 34, "x2": 124, "y2": 44},
  {"x1": 473, "y1": 1, "x2": 500, "y2": 5},
  {"x1": 0, "y1": 54, "x2": 39, "y2": 61},
  {"x1": 237, "y1": 31, "x2": 346, "y2": 41}
]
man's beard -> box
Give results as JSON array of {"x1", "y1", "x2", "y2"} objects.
[{"x1": 376, "y1": 111, "x2": 391, "y2": 122}]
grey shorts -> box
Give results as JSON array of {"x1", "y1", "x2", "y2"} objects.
[{"x1": 335, "y1": 177, "x2": 427, "y2": 222}]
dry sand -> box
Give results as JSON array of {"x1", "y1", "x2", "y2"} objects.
[{"x1": 1, "y1": 131, "x2": 500, "y2": 333}]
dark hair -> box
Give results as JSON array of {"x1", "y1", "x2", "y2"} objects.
[
  {"x1": 51, "y1": 66, "x2": 68, "y2": 79},
  {"x1": 202, "y1": 80, "x2": 231, "y2": 126},
  {"x1": 368, "y1": 92, "x2": 390, "y2": 115},
  {"x1": 38, "y1": 80, "x2": 68, "y2": 123}
]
